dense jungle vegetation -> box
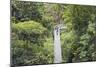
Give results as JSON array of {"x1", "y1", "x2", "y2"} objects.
[{"x1": 11, "y1": 1, "x2": 96, "y2": 66}]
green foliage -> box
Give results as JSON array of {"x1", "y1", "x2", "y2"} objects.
[
  {"x1": 61, "y1": 5, "x2": 96, "y2": 62},
  {"x1": 11, "y1": 39, "x2": 53, "y2": 66},
  {"x1": 12, "y1": 21, "x2": 47, "y2": 44},
  {"x1": 12, "y1": 21, "x2": 46, "y2": 34},
  {"x1": 11, "y1": 0, "x2": 43, "y2": 21},
  {"x1": 11, "y1": 1, "x2": 96, "y2": 66}
]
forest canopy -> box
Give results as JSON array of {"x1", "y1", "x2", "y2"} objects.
[{"x1": 11, "y1": 0, "x2": 96, "y2": 66}]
